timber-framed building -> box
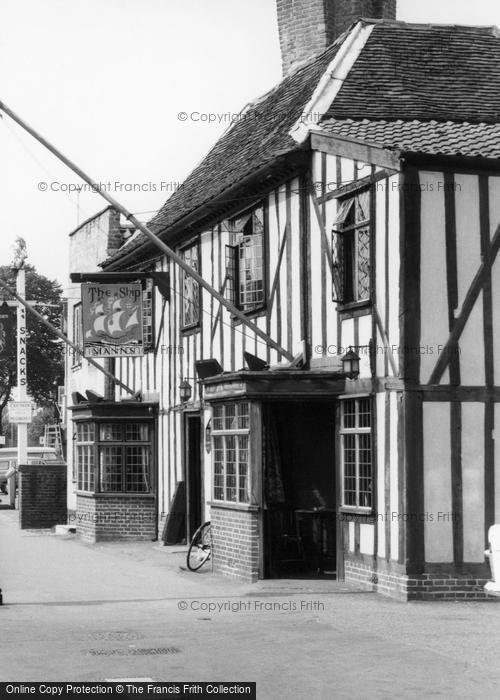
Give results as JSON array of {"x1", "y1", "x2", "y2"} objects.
[{"x1": 65, "y1": 1, "x2": 500, "y2": 600}]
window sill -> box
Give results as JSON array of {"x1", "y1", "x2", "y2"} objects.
[
  {"x1": 231, "y1": 306, "x2": 267, "y2": 325},
  {"x1": 208, "y1": 500, "x2": 259, "y2": 513},
  {"x1": 338, "y1": 300, "x2": 371, "y2": 318},
  {"x1": 180, "y1": 324, "x2": 200, "y2": 337},
  {"x1": 76, "y1": 491, "x2": 154, "y2": 499},
  {"x1": 339, "y1": 506, "x2": 375, "y2": 520}
]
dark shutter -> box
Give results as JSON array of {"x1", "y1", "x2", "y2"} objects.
[
  {"x1": 225, "y1": 244, "x2": 239, "y2": 307},
  {"x1": 331, "y1": 229, "x2": 344, "y2": 302}
]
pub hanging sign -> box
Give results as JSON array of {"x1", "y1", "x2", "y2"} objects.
[{"x1": 81, "y1": 283, "x2": 144, "y2": 358}]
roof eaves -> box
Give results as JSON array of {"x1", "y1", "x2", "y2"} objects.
[
  {"x1": 68, "y1": 205, "x2": 113, "y2": 238},
  {"x1": 102, "y1": 146, "x2": 309, "y2": 270}
]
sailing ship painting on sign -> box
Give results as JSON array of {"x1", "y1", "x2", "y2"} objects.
[{"x1": 81, "y1": 283, "x2": 144, "y2": 357}]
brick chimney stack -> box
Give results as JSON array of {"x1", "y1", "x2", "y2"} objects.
[
  {"x1": 106, "y1": 208, "x2": 123, "y2": 257},
  {"x1": 277, "y1": 0, "x2": 396, "y2": 76}
]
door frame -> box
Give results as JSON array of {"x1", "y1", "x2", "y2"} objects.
[
  {"x1": 260, "y1": 398, "x2": 339, "y2": 578},
  {"x1": 183, "y1": 410, "x2": 203, "y2": 541}
]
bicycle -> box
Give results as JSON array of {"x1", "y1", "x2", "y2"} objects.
[{"x1": 186, "y1": 521, "x2": 212, "y2": 571}]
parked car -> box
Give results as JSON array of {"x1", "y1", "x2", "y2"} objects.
[{"x1": 0, "y1": 447, "x2": 58, "y2": 493}]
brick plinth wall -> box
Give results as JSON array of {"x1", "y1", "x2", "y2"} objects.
[
  {"x1": 345, "y1": 560, "x2": 492, "y2": 601},
  {"x1": 76, "y1": 494, "x2": 156, "y2": 543},
  {"x1": 211, "y1": 506, "x2": 260, "y2": 582},
  {"x1": 18, "y1": 463, "x2": 67, "y2": 529}
]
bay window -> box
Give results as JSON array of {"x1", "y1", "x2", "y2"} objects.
[{"x1": 212, "y1": 401, "x2": 250, "y2": 504}]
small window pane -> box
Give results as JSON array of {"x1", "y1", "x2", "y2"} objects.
[
  {"x1": 355, "y1": 191, "x2": 370, "y2": 223},
  {"x1": 358, "y1": 399, "x2": 371, "y2": 428},
  {"x1": 225, "y1": 404, "x2": 237, "y2": 431},
  {"x1": 343, "y1": 400, "x2": 356, "y2": 429},
  {"x1": 100, "y1": 446, "x2": 123, "y2": 491},
  {"x1": 126, "y1": 446, "x2": 149, "y2": 492},
  {"x1": 77, "y1": 444, "x2": 95, "y2": 491},
  {"x1": 100, "y1": 424, "x2": 122, "y2": 441},
  {"x1": 77, "y1": 422, "x2": 94, "y2": 442},
  {"x1": 213, "y1": 436, "x2": 225, "y2": 501},
  {"x1": 333, "y1": 198, "x2": 354, "y2": 227},
  {"x1": 238, "y1": 402, "x2": 250, "y2": 430},
  {"x1": 213, "y1": 405, "x2": 224, "y2": 431},
  {"x1": 125, "y1": 423, "x2": 149, "y2": 442}
]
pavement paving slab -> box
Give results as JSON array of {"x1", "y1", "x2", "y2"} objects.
[{"x1": 1, "y1": 509, "x2": 500, "y2": 699}]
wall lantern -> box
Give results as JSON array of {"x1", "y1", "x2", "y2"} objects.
[
  {"x1": 179, "y1": 379, "x2": 192, "y2": 403},
  {"x1": 205, "y1": 419, "x2": 212, "y2": 453},
  {"x1": 342, "y1": 347, "x2": 360, "y2": 380}
]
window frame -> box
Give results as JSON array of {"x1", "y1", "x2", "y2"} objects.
[
  {"x1": 339, "y1": 396, "x2": 373, "y2": 513},
  {"x1": 226, "y1": 204, "x2": 266, "y2": 315},
  {"x1": 180, "y1": 240, "x2": 201, "y2": 331},
  {"x1": 211, "y1": 401, "x2": 251, "y2": 505},
  {"x1": 332, "y1": 187, "x2": 372, "y2": 308},
  {"x1": 75, "y1": 419, "x2": 153, "y2": 495}
]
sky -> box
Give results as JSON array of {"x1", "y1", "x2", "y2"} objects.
[{"x1": 1, "y1": 0, "x2": 500, "y2": 295}]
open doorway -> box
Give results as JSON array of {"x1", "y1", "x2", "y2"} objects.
[
  {"x1": 184, "y1": 412, "x2": 202, "y2": 541},
  {"x1": 263, "y1": 401, "x2": 336, "y2": 578}
]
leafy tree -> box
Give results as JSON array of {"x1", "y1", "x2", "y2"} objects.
[
  {"x1": 0, "y1": 258, "x2": 64, "y2": 434},
  {"x1": 27, "y1": 406, "x2": 59, "y2": 447}
]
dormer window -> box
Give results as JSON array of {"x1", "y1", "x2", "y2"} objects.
[
  {"x1": 226, "y1": 206, "x2": 265, "y2": 313},
  {"x1": 181, "y1": 241, "x2": 200, "y2": 329},
  {"x1": 332, "y1": 190, "x2": 371, "y2": 305}
]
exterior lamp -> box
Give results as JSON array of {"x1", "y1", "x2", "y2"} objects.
[
  {"x1": 179, "y1": 379, "x2": 192, "y2": 403},
  {"x1": 342, "y1": 347, "x2": 360, "y2": 380},
  {"x1": 205, "y1": 419, "x2": 212, "y2": 453}
]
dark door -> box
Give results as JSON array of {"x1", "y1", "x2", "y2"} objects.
[
  {"x1": 184, "y1": 413, "x2": 202, "y2": 540},
  {"x1": 263, "y1": 402, "x2": 336, "y2": 577}
]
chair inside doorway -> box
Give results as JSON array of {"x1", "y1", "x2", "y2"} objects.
[{"x1": 263, "y1": 402, "x2": 336, "y2": 578}]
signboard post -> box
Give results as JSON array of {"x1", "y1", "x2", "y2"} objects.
[
  {"x1": 81, "y1": 282, "x2": 144, "y2": 358},
  {"x1": 11, "y1": 266, "x2": 28, "y2": 506}
]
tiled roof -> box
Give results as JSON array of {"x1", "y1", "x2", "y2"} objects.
[
  {"x1": 105, "y1": 20, "x2": 500, "y2": 266},
  {"x1": 319, "y1": 119, "x2": 500, "y2": 159},
  {"x1": 327, "y1": 22, "x2": 500, "y2": 123},
  {"x1": 104, "y1": 39, "x2": 343, "y2": 264},
  {"x1": 149, "y1": 43, "x2": 343, "y2": 234}
]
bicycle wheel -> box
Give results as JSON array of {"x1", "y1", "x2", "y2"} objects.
[{"x1": 186, "y1": 521, "x2": 212, "y2": 572}]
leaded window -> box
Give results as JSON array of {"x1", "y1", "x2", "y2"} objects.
[
  {"x1": 181, "y1": 242, "x2": 200, "y2": 328},
  {"x1": 75, "y1": 420, "x2": 151, "y2": 494},
  {"x1": 332, "y1": 190, "x2": 371, "y2": 304},
  {"x1": 226, "y1": 206, "x2": 265, "y2": 312},
  {"x1": 212, "y1": 401, "x2": 250, "y2": 503},
  {"x1": 340, "y1": 398, "x2": 372, "y2": 510},
  {"x1": 75, "y1": 422, "x2": 95, "y2": 491}
]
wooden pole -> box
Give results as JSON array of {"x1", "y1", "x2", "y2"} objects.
[
  {"x1": 11, "y1": 267, "x2": 27, "y2": 506},
  {"x1": 0, "y1": 100, "x2": 294, "y2": 363}
]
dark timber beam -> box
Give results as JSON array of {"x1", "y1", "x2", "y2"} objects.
[{"x1": 310, "y1": 131, "x2": 402, "y2": 172}]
